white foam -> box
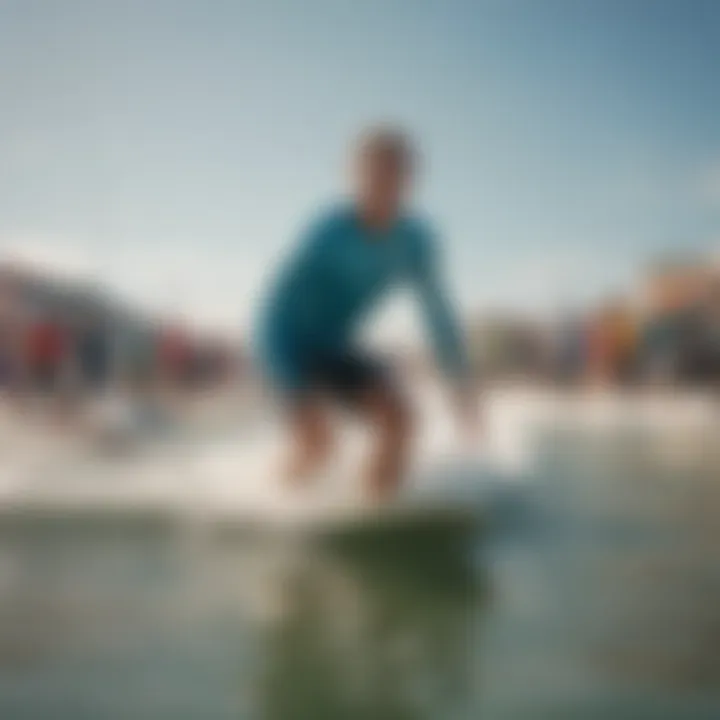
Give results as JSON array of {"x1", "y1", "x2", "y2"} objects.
[{"x1": 0, "y1": 385, "x2": 524, "y2": 522}]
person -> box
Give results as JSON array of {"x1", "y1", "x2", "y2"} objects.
[
  {"x1": 25, "y1": 311, "x2": 69, "y2": 397},
  {"x1": 255, "y1": 126, "x2": 477, "y2": 501},
  {"x1": 554, "y1": 313, "x2": 587, "y2": 386},
  {"x1": 75, "y1": 312, "x2": 111, "y2": 396},
  {"x1": 0, "y1": 281, "x2": 22, "y2": 396},
  {"x1": 158, "y1": 321, "x2": 191, "y2": 392}
]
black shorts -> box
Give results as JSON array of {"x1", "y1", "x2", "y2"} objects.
[{"x1": 299, "y1": 350, "x2": 391, "y2": 406}]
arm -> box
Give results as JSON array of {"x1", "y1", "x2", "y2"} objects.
[
  {"x1": 411, "y1": 231, "x2": 469, "y2": 384},
  {"x1": 257, "y1": 211, "x2": 338, "y2": 392},
  {"x1": 411, "y1": 230, "x2": 478, "y2": 439},
  {"x1": 262, "y1": 211, "x2": 338, "y2": 345}
]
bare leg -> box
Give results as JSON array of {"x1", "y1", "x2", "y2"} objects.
[
  {"x1": 284, "y1": 400, "x2": 333, "y2": 487},
  {"x1": 358, "y1": 388, "x2": 414, "y2": 502}
]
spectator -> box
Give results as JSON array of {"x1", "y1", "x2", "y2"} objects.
[
  {"x1": 75, "y1": 312, "x2": 111, "y2": 395},
  {"x1": 158, "y1": 322, "x2": 192, "y2": 390},
  {"x1": 24, "y1": 312, "x2": 70, "y2": 397}
]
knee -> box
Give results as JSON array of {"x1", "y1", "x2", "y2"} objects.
[{"x1": 305, "y1": 423, "x2": 333, "y2": 459}]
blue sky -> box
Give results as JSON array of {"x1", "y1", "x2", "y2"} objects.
[{"x1": 1, "y1": 0, "x2": 719, "y2": 334}]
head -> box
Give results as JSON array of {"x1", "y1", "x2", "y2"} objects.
[{"x1": 353, "y1": 126, "x2": 416, "y2": 227}]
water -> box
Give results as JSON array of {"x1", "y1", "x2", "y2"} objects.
[{"x1": 1, "y1": 432, "x2": 720, "y2": 719}]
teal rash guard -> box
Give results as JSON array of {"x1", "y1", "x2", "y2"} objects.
[{"x1": 255, "y1": 205, "x2": 468, "y2": 392}]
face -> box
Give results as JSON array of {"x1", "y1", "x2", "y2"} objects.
[{"x1": 356, "y1": 146, "x2": 411, "y2": 222}]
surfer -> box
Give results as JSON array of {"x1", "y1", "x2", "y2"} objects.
[{"x1": 255, "y1": 126, "x2": 477, "y2": 500}]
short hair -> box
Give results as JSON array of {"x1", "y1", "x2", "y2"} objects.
[{"x1": 356, "y1": 125, "x2": 416, "y2": 174}]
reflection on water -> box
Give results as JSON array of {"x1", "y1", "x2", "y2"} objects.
[
  {"x1": 1, "y1": 437, "x2": 720, "y2": 719},
  {"x1": 0, "y1": 527, "x2": 485, "y2": 720},
  {"x1": 255, "y1": 548, "x2": 484, "y2": 720}
]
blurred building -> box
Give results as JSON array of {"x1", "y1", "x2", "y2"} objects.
[
  {"x1": 637, "y1": 254, "x2": 720, "y2": 384},
  {"x1": 641, "y1": 255, "x2": 717, "y2": 315},
  {"x1": 467, "y1": 313, "x2": 548, "y2": 381},
  {"x1": 0, "y1": 261, "x2": 151, "y2": 393}
]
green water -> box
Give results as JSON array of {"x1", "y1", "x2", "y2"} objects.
[{"x1": 1, "y1": 438, "x2": 720, "y2": 719}]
